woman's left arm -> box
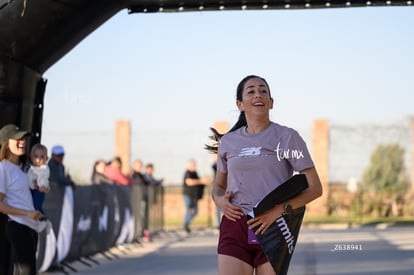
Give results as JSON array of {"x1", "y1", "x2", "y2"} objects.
[
  {"x1": 247, "y1": 167, "x2": 323, "y2": 234},
  {"x1": 0, "y1": 193, "x2": 44, "y2": 220},
  {"x1": 288, "y1": 167, "x2": 323, "y2": 210}
]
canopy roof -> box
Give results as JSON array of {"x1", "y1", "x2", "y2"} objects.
[
  {"x1": 0, "y1": 0, "x2": 412, "y2": 73},
  {"x1": 128, "y1": 0, "x2": 412, "y2": 13}
]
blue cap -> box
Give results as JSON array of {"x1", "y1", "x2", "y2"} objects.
[{"x1": 51, "y1": 145, "x2": 65, "y2": 155}]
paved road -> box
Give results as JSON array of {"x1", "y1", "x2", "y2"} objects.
[
  {"x1": 290, "y1": 225, "x2": 414, "y2": 275},
  {"x1": 47, "y1": 225, "x2": 414, "y2": 275}
]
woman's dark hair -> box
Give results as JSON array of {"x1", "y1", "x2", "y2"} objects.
[
  {"x1": 205, "y1": 75, "x2": 271, "y2": 154},
  {"x1": 91, "y1": 160, "x2": 101, "y2": 182}
]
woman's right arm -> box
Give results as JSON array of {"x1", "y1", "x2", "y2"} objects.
[
  {"x1": 211, "y1": 171, "x2": 243, "y2": 221},
  {"x1": 0, "y1": 193, "x2": 43, "y2": 220}
]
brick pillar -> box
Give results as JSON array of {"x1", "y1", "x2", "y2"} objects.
[
  {"x1": 213, "y1": 120, "x2": 229, "y2": 135},
  {"x1": 115, "y1": 120, "x2": 131, "y2": 176},
  {"x1": 309, "y1": 119, "x2": 329, "y2": 215}
]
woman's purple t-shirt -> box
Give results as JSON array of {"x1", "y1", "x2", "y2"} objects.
[{"x1": 217, "y1": 122, "x2": 314, "y2": 214}]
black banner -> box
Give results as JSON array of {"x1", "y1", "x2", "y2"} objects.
[
  {"x1": 33, "y1": 183, "x2": 159, "y2": 272},
  {"x1": 0, "y1": 183, "x2": 163, "y2": 273}
]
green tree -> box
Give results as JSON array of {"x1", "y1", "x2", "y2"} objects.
[{"x1": 361, "y1": 143, "x2": 409, "y2": 217}]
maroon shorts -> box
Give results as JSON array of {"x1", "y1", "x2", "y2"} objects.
[{"x1": 218, "y1": 215, "x2": 268, "y2": 267}]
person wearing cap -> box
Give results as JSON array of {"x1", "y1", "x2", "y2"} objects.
[
  {"x1": 0, "y1": 124, "x2": 46, "y2": 275},
  {"x1": 48, "y1": 144, "x2": 76, "y2": 190}
]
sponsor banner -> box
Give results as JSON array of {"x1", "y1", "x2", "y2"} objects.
[{"x1": 36, "y1": 184, "x2": 137, "y2": 270}]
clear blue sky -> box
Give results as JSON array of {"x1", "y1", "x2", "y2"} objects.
[{"x1": 41, "y1": 7, "x2": 414, "y2": 184}]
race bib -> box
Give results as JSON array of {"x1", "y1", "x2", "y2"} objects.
[{"x1": 248, "y1": 228, "x2": 259, "y2": 244}]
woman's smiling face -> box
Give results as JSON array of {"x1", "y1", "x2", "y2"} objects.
[
  {"x1": 237, "y1": 77, "x2": 273, "y2": 115},
  {"x1": 8, "y1": 137, "x2": 27, "y2": 157}
]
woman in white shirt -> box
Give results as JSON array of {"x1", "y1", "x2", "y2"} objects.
[{"x1": 0, "y1": 124, "x2": 45, "y2": 275}]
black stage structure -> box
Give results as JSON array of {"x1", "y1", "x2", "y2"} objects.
[{"x1": 0, "y1": 0, "x2": 412, "y2": 140}]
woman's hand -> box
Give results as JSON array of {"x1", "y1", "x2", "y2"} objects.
[
  {"x1": 247, "y1": 204, "x2": 283, "y2": 235},
  {"x1": 39, "y1": 186, "x2": 49, "y2": 192},
  {"x1": 215, "y1": 191, "x2": 244, "y2": 222},
  {"x1": 0, "y1": 194, "x2": 44, "y2": 220},
  {"x1": 27, "y1": 210, "x2": 44, "y2": 221}
]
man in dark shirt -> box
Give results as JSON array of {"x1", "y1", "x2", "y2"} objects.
[
  {"x1": 182, "y1": 159, "x2": 209, "y2": 233},
  {"x1": 48, "y1": 145, "x2": 75, "y2": 190}
]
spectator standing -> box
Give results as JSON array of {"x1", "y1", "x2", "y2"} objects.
[
  {"x1": 182, "y1": 159, "x2": 209, "y2": 233},
  {"x1": 143, "y1": 162, "x2": 163, "y2": 240},
  {"x1": 48, "y1": 145, "x2": 76, "y2": 190},
  {"x1": 0, "y1": 124, "x2": 46, "y2": 275},
  {"x1": 131, "y1": 159, "x2": 151, "y2": 240},
  {"x1": 131, "y1": 159, "x2": 148, "y2": 187},
  {"x1": 91, "y1": 159, "x2": 114, "y2": 185},
  {"x1": 104, "y1": 156, "x2": 130, "y2": 185},
  {"x1": 143, "y1": 163, "x2": 163, "y2": 186},
  {"x1": 27, "y1": 143, "x2": 50, "y2": 218}
]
